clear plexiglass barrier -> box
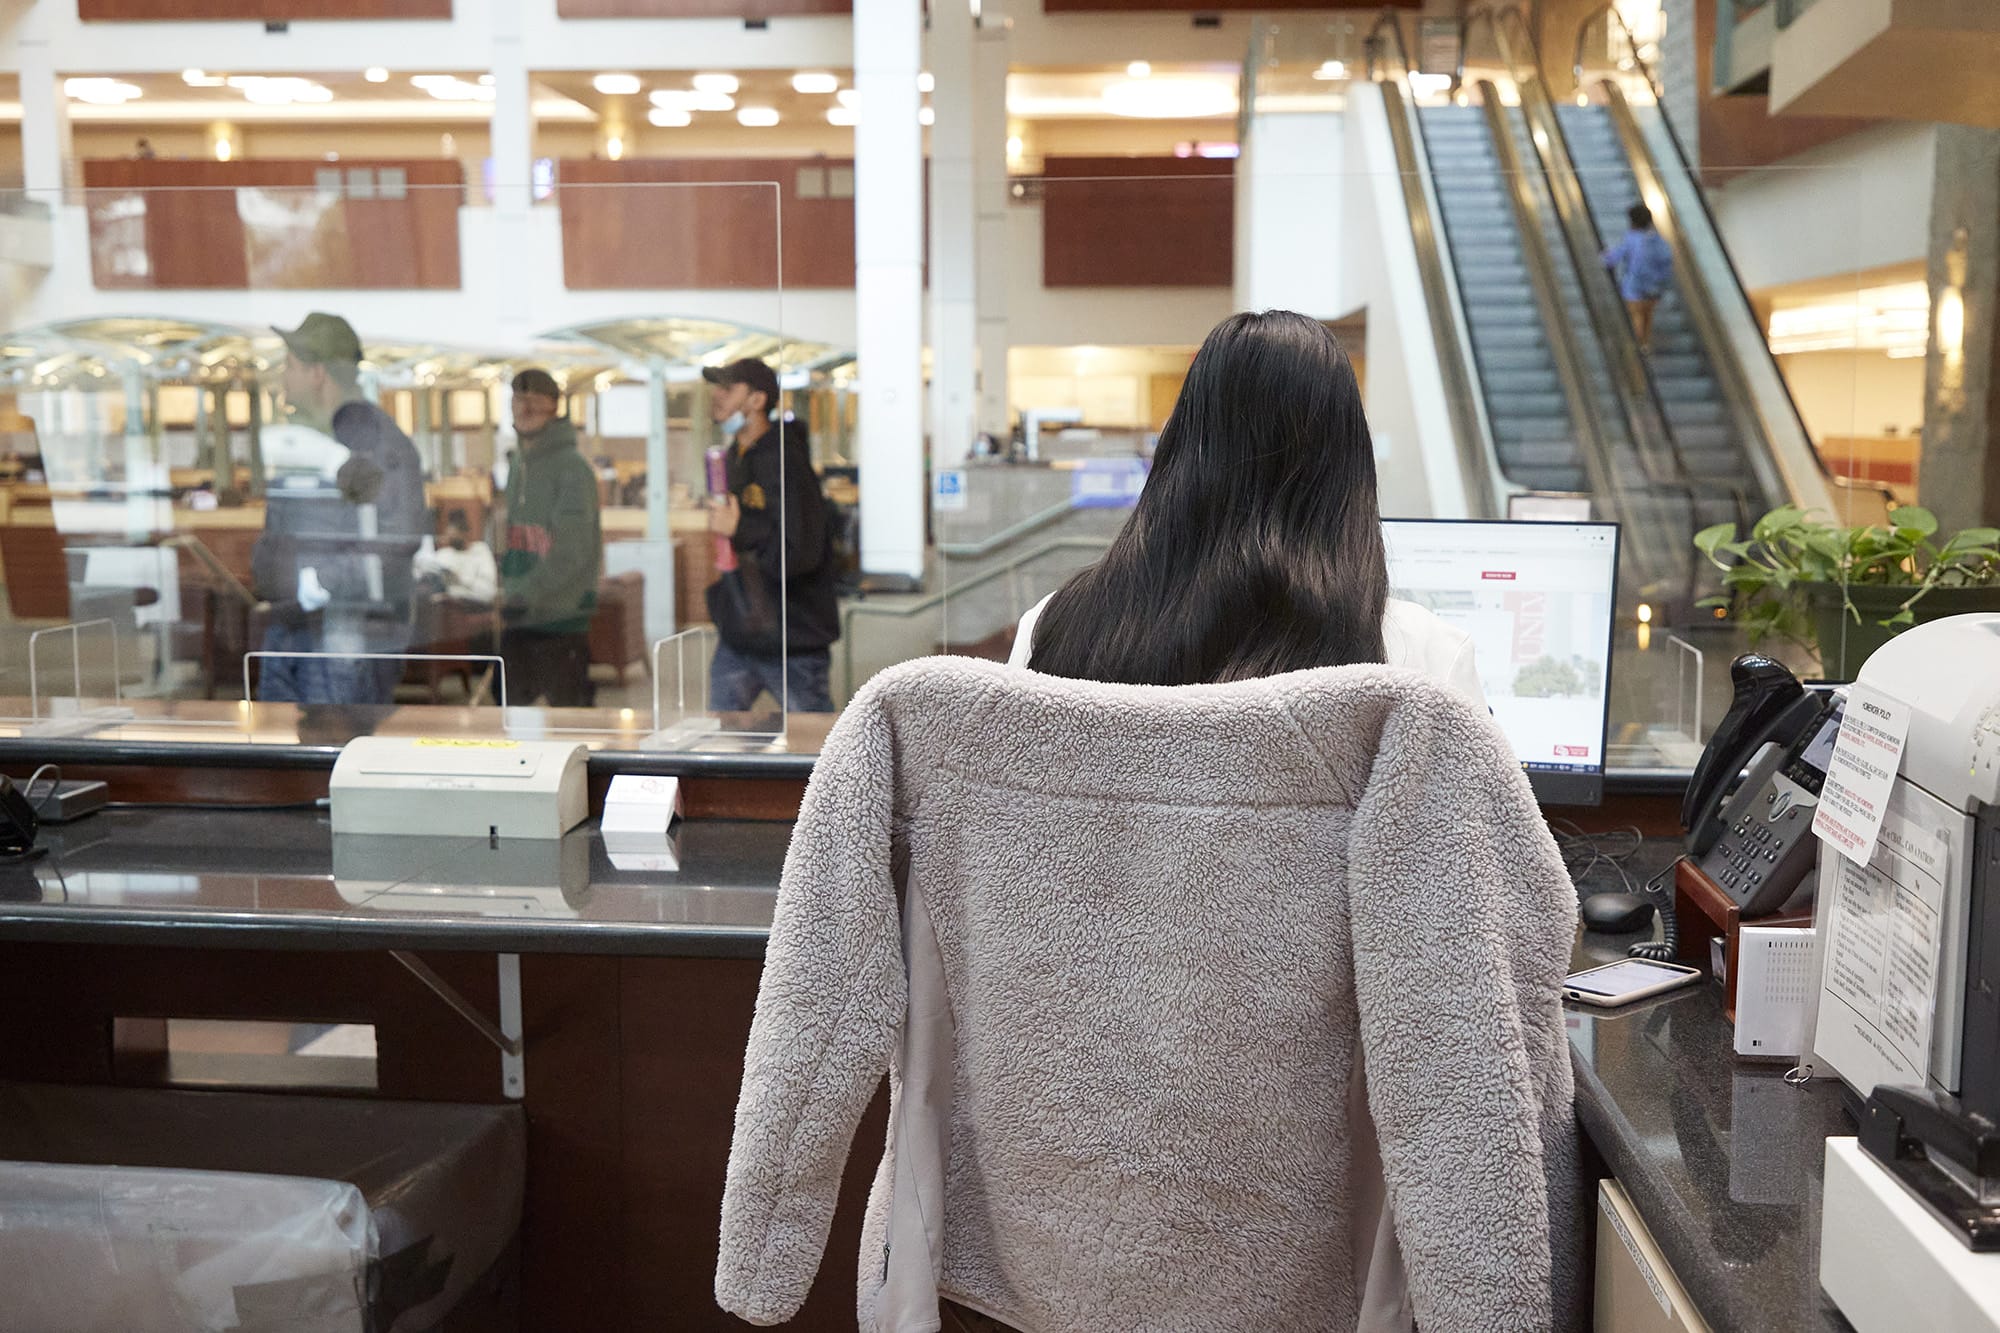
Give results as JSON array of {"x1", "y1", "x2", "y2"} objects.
[{"x1": 0, "y1": 77, "x2": 1951, "y2": 782}]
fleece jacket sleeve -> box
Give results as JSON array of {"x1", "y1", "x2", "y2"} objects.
[
  {"x1": 716, "y1": 683, "x2": 908, "y2": 1325},
  {"x1": 1345, "y1": 686, "x2": 1582, "y2": 1333}
]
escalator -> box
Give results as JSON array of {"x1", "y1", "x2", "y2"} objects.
[{"x1": 1366, "y1": 5, "x2": 1843, "y2": 608}]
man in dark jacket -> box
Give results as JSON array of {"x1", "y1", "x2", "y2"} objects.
[
  {"x1": 703, "y1": 358, "x2": 840, "y2": 713},
  {"x1": 498, "y1": 368, "x2": 603, "y2": 708},
  {"x1": 253, "y1": 312, "x2": 427, "y2": 706}
]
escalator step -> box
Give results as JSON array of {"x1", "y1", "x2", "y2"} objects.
[
  {"x1": 1494, "y1": 418, "x2": 1576, "y2": 444},
  {"x1": 1466, "y1": 304, "x2": 1543, "y2": 327},
  {"x1": 1486, "y1": 391, "x2": 1569, "y2": 416}
]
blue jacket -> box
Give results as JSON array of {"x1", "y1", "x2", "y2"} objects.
[{"x1": 1603, "y1": 227, "x2": 1673, "y2": 301}]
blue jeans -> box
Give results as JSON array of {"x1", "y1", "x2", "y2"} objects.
[
  {"x1": 257, "y1": 621, "x2": 403, "y2": 706},
  {"x1": 708, "y1": 640, "x2": 834, "y2": 714}
]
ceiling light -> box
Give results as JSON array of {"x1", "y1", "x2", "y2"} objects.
[
  {"x1": 836, "y1": 89, "x2": 860, "y2": 109},
  {"x1": 478, "y1": 74, "x2": 495, "y2": 86},
  {"x1": 412, "y1": 74, "x2": 488, "y2": 102},
  {"x1": 1100, "y1": 77, "x2": 1234, "y2": 119},
  {"x1": 737, "y1": 106, "x2": 780, "y2": 127},
  {"x1": 648, "y1": 106, "x2": 692, "y2": 127},
  {"x1": 693, "y1": 73, "x2": 739, "y2": 95},
  {"x1": 650, "y1": 89, "x2": 696, "y2": 109},
  {"x1": 793, "y1": 72, "x2": 839, "y2": 95},
  {"x1": 1126, "y1": 61, "x2": 1151, "y2": 78},
  {"x1": 183, "y1": 69, "x2": 226, "y2": 88},
  {"x1": 1311, "y1": 60, "x2": 1347, "y2": 81},
  {"x1": 919, "y1": 106, "x2": 935, "y2": 126},
  {"x1": 228, "y1": 76, "x2": 332, "y2": 105},
  {"x1": 64, "y1": 78, "x2": 143, "y2": 105},
  {"x1": 364, "y1": 67, "x2": 390, "y2": 83},
  {"x1": 593, "y1": 73, "x2": 642, "y2": 96},
  {"x1": 918, "y1": 72, "x2": 935, "y2": 93},
  {"x1": 605, "y1": 134, "x2": 625, "y2": 160},
  {"x1": 690, "y1": 91, "x2": 735, "y2": 112},
  {"x1": 826, "y1": 106, "x2": 857, "y2": 126}
]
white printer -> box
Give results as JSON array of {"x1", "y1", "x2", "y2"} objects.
[{"x1": 1815, "y1": 614, "x2": 2000, "y2": 1330}]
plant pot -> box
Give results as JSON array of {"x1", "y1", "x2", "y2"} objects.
[{"x1": 1803, "y1": 582, "x2": 2000, "y2": 681}]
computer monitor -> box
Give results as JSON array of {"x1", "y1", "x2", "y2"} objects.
[{"x1": 1382, "y1": 519, "x2": 1621, "y2": 806}]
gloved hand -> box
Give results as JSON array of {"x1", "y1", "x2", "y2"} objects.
[
  {"x1": 335, "y1": 454, "x2": 385, "y2": 506},
  {"x1": 297, "y1": 567, "x2": 332, "y2": 613}
]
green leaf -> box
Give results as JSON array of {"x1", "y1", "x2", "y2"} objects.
[
  {"x1": 1753, "y1": 506, "x2": 1805, "y2": 542},
  {"x1": 1888, "y1": 506, "x2": 1939, "y2": 536},
  {"x1": 1693, "y1": 522, "x2": 1738, "y2": 555}
]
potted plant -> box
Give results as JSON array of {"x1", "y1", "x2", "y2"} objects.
[{"x1": 1694, "y1": 505, "x2": 2000, "y2": 680}]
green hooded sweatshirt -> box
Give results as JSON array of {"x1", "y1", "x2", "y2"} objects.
[{"x1": 499, "y1": 418, "x2": 602, "y2": 635}]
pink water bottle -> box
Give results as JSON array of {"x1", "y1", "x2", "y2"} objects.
[{"x1": 706, "y1": 446, "x2": 737, "y2": 572}]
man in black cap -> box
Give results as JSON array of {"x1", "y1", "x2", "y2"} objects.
[
  {"x1": 252, "y1": 312, "x2": 428, "y2": 706},
  {"x1": 497, "y1": 368, "x2": 602, "y2": 708},
  {"x1": 702, "y1": 357, "x2": 840, "y2": 713}
]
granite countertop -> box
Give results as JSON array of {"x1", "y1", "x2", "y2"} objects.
[
  {"x1": 0, "y1": 807, "x2": 793, "y2": 957},
  {"x1": 1569, "y1": 921, "x2": 1857, "y2": 1332}
]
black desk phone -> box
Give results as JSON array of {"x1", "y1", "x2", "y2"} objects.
[{"x1": 1681, "y1": 654, "x2": 1844, "y2": 916}]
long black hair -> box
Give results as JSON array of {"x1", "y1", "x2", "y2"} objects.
[{"x1": 1029, "y1": 309, "x2": 1389, "y2": 686}]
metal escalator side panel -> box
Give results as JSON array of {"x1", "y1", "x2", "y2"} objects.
[{"x1": 1370, "y1": 76, "x2": 1507, "y2": 519}]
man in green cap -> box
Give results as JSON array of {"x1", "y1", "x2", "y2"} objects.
[
  {"x1": 497, "y1": 368, "x2": 602, "y2": 707},
  {"x1": 251, "y1": 312, "x2": 428, "y2": 706}
]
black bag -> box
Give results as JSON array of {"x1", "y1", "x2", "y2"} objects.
[{"x1": 706, "y1": 554, "x2": 784, "y2": 656}]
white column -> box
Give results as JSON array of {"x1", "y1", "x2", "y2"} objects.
[
  {"x1": 972, "y1": 6, "x2": 1013, "y2": 441},
  {"x1": 489, "y1": 0, "x2": 536, "y2": 347},
  {"x1": 928, "y1": 0, "x2": 978, "y2": 469},
  {"x1": 855, "y1": 0, "x2": 928, "y2": 580},
  {"x1": 17, "y1": 37, "x2": 73, "y2": 201}
]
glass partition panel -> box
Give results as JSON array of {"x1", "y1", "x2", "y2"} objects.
[{"x1": 0, "y1": 176, "x2": 807, "y2": 754}]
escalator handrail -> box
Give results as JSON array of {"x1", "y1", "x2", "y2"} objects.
[
  {"x1": 1573, "y1": 2, "x2": 1838, "y2": 508},
  {"x1": 1364, "y1": 9, "x2": 1505, "y2": 518},
  {"x1": 1471, "y1": 7, "x2": 1702, "y2": 497}
]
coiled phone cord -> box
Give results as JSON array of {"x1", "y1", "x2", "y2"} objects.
[{"x1": 1627, "y1": 857, "x2": 1685, "y2": 963}]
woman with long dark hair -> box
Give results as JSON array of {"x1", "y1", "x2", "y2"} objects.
[{"x1": 1011, "y1": 309, "x2": 1481, "y2": 700}]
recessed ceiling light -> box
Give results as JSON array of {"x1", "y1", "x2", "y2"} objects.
[
  {"x1": 1311, "y1": 60, "x2": 1347, "y2": 81},
  {"x1": 182, "y1": 69, "x2": 226, "y2": 88},
  {"x1": 64, "y1": 77, "x2": 143, "y2": 105},
  {"x1": 690, "y1": 91, "x2": 736, "y2": 112},
  {"x1": 918, "y1": 72, "x2": 935, "y2": 93},
  {"x1": 650, "y1": 89, "x2": 696, "y2": 110},
  {"x1": 827, "y1": 106, "x2": 857, "y2": 126},
  {"x1": 792, "y1": 72, "x2": 839, "y2": 95},
  {"x1": 919, "y1": 106, "x2": 935, "y2": 126},
  {"x1": 836, "y1": 89, "x2": 860, "y2": 109},
  {"x1": 1127, "y1": 61, "x2": 1152, "y2": 78},
  {"x1": 226, "y1": 75, "x2": 333, "y2": 105},
  {"x1": 478, "y1": 74, "x2": 495, "y2": 86},
  {"x1": 412, "y1": 74, "x2": 487, "y2": 102},
  {"x1": 364, "y1": 67, "x2": 390, "y2": 83},
  {"x1": 737, "y1": 106, "x2": 780, "y2": 127},
  {"x1": 693, "y1": 73, "x2": 739, "y2": 95},
  {"x1": 593, "y1": 73, "x2": 642, "y2": 96},
  {"x1": 649, "y1": 106, "x2": 692, "y2": 127},
  {"x1": 1101, "y1": 77, "x2": 1234, "y2": 119}
]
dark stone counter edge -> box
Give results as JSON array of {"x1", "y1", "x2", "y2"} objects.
[
  {"x1": 0, "y1": 908, "x2": 772, "y2": 959},
  {"x1": 0, "y1": 737, "x2": 818, "y2": 780},
  {"x1": 0, "y1": 737, "x2": 1695, "y2": 793}
]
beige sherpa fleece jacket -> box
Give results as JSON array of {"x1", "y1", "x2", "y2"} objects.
[{"x1": 717, "y1": 657, "x2": 1583, "y2": 1333}]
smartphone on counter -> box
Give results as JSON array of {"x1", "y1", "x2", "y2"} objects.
[{"x1": 1563, "y1": 957, "x2": 1705, "y2": 1008}]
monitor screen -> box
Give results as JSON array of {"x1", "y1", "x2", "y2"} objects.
[{"x1": 1382, "y1": 519, "x2": 1621, "y2": 806}]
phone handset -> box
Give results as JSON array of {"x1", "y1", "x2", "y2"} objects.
[{"x1": 1682, "y1": 654, "x2": 1806, "y2": 855}]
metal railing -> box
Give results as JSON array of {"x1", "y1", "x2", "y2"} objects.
[{"x1": 839, "y1": 535, "x2": 1109, "y2": 701}]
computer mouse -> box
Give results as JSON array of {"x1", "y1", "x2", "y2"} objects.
[{"x1": 1580, "y1": 891, "x2": 1656, "y2": 934}]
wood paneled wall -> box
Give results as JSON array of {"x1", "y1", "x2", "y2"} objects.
[
  {"x1": 1040, "y1": 156, "x2": 1234, "y2": 288},
  {"x1": 557, "y1": 158, "x2": 857, "y2": 290},
  {"x1": 81, "y1": 159, "x2": 464, "y2": 291},
  {"x1": 81, "y1": 0, "x2": 447, "y2": 16}
]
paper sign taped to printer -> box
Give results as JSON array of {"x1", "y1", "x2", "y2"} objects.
[
  {"x1": 1811, "y1": 805, "x2": 1949, "y2": 1097},
  {"x1": 1812, "y1": 683, "x2": 1909, "y2": 867}
]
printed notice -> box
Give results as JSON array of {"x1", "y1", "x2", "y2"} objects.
[
  {"x1": 1812, "y1": 683, "x2": 1910, "y2": 867},
  {"x1": 1811, "y1": 805, "x2": 1949, "y2": 1096}
]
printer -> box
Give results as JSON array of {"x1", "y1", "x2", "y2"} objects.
[{"x1": 1814, "y1": 614, "x2": 2000, "y2": 1329}]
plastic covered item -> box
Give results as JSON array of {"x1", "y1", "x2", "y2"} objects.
[{"x1": 0, "y1": 1081, "x2": 523, "y2": 1332}]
